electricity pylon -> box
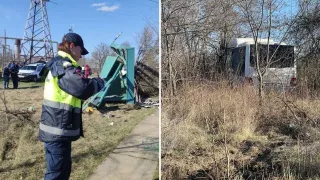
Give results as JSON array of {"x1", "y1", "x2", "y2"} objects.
[{"x1": 21, "y1": 0, "x2": 54, "y2": 63}]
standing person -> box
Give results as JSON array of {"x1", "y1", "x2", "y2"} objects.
[
  {"x1": 3, "y1": 64, "x2": 10, "y2": 89},
  {"x1": 84, "y1": 64, "x2": 91, "y2": 78},
  {"x1": 9, "y1": 61, "x2": 19, "y2": 89},
  {"x1": 38, "y1": 32, "x2": 105, "y2": 180}
]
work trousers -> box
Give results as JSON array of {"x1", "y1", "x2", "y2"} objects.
[
  {"x1": 11, "y1": 73, "x2": 18, "y2": 89},
  {"x1": 44, "y1": 141, "x2": 72, "y2": 180}
]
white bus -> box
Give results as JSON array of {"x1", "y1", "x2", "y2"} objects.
[{"x1": 227, "y1": 38, "x2": 296, "y2": 90}]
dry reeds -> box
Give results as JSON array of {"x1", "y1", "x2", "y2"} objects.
[{"x1": 162, "y1": 82, "x2": 320, "y2": 179}]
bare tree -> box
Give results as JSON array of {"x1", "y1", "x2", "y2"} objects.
[
  {"x1": 137, "y1": 25, "x2": 159, "y2": 69},
  {"x1": 289, "y1": 1, "x2": 320, "y2": 94},
  {"x1": 91, "y1": 43, "x2": 112, "y2": 73},
  {"x1": 236, "y1": 0, "x2": 305, "y2": 100},
  {"x1": 162, "y1": 0, "x2": 244, "y2": 96}
]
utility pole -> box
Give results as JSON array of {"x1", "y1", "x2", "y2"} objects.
[{"x1": 4, "y1": 29, "x2": 6, "y2": 63}]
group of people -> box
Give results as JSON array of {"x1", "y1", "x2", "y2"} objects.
[{"x1": 2, "y1": 61, "x2": 20, "y2": 89}]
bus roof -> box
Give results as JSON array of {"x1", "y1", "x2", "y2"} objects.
[{"x1": 227, "y1": 38, "x2": 287, "y2": 48}]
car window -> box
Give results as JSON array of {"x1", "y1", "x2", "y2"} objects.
[
  {"x1": 20, "y1": 66, "x2": 27, "y2": 70},
  {"x1": 36, "y1": 65, "x2": 43, "y2": 72},
  {"x1": 20, "y1": 66, "x2": 37, "y2": 70}
]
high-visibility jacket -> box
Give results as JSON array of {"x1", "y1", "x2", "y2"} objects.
[{"x1": 39, "y1": 51, "x2": 104, "y2": 142}]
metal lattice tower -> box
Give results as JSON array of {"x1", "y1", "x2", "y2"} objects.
[{"x1": 21, "y1": 0, "x2": 54, "y2": 63}]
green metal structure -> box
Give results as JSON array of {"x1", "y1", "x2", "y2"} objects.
[{"x1": 83, "y1": 44, "x2": 135, "y2": 110}]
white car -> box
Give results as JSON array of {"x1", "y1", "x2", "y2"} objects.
[{"x1": 18, "y1": 63, "x2": 45, "y2": 82}]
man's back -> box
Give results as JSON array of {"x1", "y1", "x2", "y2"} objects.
[
  {"x1": 3, "y1": 67, "x2": 10, "y2": 76},
  {"x1": 9, "y1": 64, "x2": 19, "y2": 74}
]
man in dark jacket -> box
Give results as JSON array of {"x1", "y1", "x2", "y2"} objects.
[
  {"x1": 9, "y1": 61, "x2": 19, "y2": 89},
  {"x1": 39, "y1": 33, "x2": 104, "y2": 180},
  {"x1": 3, "y1": 64, "x2": 10, "y2": 89}
]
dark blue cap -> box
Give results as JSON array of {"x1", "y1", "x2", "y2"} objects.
[{"x1": 62, "y1": 33, "x2": 89, "y2": 55}]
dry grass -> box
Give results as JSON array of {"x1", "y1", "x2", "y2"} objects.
[
  {"x1": 0, "y1": 85, "x2": 156, "y2": 180},
  {"x1": 162, "y1": 82, "x2": 320, "y2": 179}
]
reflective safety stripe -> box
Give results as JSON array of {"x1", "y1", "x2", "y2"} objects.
[
  {"x1": 43, "y1": 99, "x2": 81, "y2": 113},
  {"x1": 40, "y1": 123, "x2": 80, "y2": 136},
  {"x1": 63, "y1": 61, "x2": 72, "y2": 67}
]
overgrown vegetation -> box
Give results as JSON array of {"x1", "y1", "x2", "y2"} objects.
[
  {"x1": 0, "y1": 86, "x2": 156, "y2": 180},
  {"x1": 161, "y1": 0, "x2": 320, "y2": 179},
  {"x1": 162, "y1": 83, "x2": 320, "y2": 179}
]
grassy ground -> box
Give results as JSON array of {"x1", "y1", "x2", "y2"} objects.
[
  {"x1": 153, "y1": 161, "x2": 159, "y2": 180},
  {"x1": 0, "y1": 79, "x2": 43, "y2": 90},
  {"x1": 162, "y1": 82, "x2": 320, "y2": 179},
  {"x1": 0, "y1": 83, "x2": 156, "y2": 180}
]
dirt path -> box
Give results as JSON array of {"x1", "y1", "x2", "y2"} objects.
[{"x1": 89, "y1": 109, "x2": 159, "y2": 180}]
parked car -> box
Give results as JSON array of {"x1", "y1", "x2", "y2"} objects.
[{"x1": 18, "y1": 63, "x2": 45, "y2": 82}]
